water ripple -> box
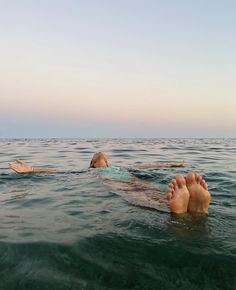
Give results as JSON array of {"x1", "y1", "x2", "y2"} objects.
[{"x1": 0, "y1": 138, "x2": 235, "y2": 289}]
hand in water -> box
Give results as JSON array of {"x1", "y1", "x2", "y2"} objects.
[{"x1": 9, "y1": 160, "x2": 34, "y2": 173}]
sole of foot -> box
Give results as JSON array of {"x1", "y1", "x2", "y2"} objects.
[
  {"x1": 167, "y1": 175, "x2": 190, "y2": 214},
  {"x1": 185, "y1": 172, "x2": 211, "y2": 214}
]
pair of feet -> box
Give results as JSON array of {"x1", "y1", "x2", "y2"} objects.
[{"x1": 166, "y1": 172, "x2": 211, "y2": 214}]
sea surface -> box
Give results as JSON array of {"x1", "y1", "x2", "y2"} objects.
[{"x1": 0, "y1": 138, "x2": 235, "y2": 290}]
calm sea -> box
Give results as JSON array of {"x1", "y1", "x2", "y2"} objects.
[{"x1": 0, "y1": 138, "x2": 235, "y2": 290}]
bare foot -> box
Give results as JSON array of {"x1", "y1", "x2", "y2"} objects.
[
  {"x1": 186, "y1": 172, "x2": 211, "y2": 214},
  {"x1": 166, "y1": 175, "x2": 190, "y2": 214}
]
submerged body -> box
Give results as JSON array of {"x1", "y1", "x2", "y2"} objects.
[{"x1": 9, "y1": 152, "x2": 211, "y2": 214}]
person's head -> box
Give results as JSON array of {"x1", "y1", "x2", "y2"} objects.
[{"x1": 89, "y1": 152, "x2": 109, "y2": 168}]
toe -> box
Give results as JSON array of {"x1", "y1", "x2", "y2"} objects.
[
  {"x1": 195, "y1": 173, "x2": 203, "y2": 184},
  {"x1": 170, "y1": 179, "x2": 177, "y2": 190},
  {"x1": 175, "y1": 175, "x2": 186, "y2": 188},
  {"x1": 186, "y1": 172, "x2": 196, "y2": 186},
  {"x1": 198, "y1": 176, "x2": 203, "y2": 183},
  {"x1": 167, "y1": 192, "x2": 172, "y2": 200},
  {"x1": 171, "y1": 179, "x2": 177, "y2": 185},
  {"x1": 201, "y1": 180, "x2": 208, "y2": 190},
  {"x1": 166, "y1": 187, "x2": 173, "y2": 200},
  {"x1": 195, "y1": 173, "x2": 200, "y2": 183},
  {"x1": 168, "y1": 183, "x2": 173, "y2": 192}
]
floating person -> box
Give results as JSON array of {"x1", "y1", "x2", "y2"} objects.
[{"x1": 9, "y1": 152, "x2": 211, "y2": 214}]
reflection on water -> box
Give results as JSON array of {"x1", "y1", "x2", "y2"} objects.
[{"x1": 168, "y1": 213, "x2": 209, "y2": 240}]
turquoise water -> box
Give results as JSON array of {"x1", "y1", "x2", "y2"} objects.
[{"x1": 0, "y1": 138, "x2": 235, "y2": 290}]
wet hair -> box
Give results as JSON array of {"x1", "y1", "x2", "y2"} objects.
[
  {"x1": 90, "y1": 159, "x2": 95, "y2": 168},
  {"x1": 89, "y1": 152, "x2": 108, "y2": 168}
]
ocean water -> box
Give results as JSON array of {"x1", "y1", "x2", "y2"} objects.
[{"x1": 0, "y1": 138, "x2": 235, "y2": 290}]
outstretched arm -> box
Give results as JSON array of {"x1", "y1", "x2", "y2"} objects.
[
  {"x1": 134, "y1": 161, "x2": 184, "y2": 169},
  {"x1": 9, "y1": 160, "x2": 56, "y2": 173}
]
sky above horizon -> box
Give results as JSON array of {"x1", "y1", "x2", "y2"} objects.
[{"x1": 0, "y1": 0, "x2": 235, "y2": 138}]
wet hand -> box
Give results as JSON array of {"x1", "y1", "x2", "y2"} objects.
[{"x1": 9, "y1": 160, "x2": 34, "y2": 173}]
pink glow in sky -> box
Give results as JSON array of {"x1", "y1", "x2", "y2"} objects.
[{"x1": 0, "y1": 1, "x2": 235, "y2": 138}]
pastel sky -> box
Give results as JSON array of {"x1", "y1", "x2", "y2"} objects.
[{"x1": 0, "y1": 0, "x2": 235, "y2": 138}]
